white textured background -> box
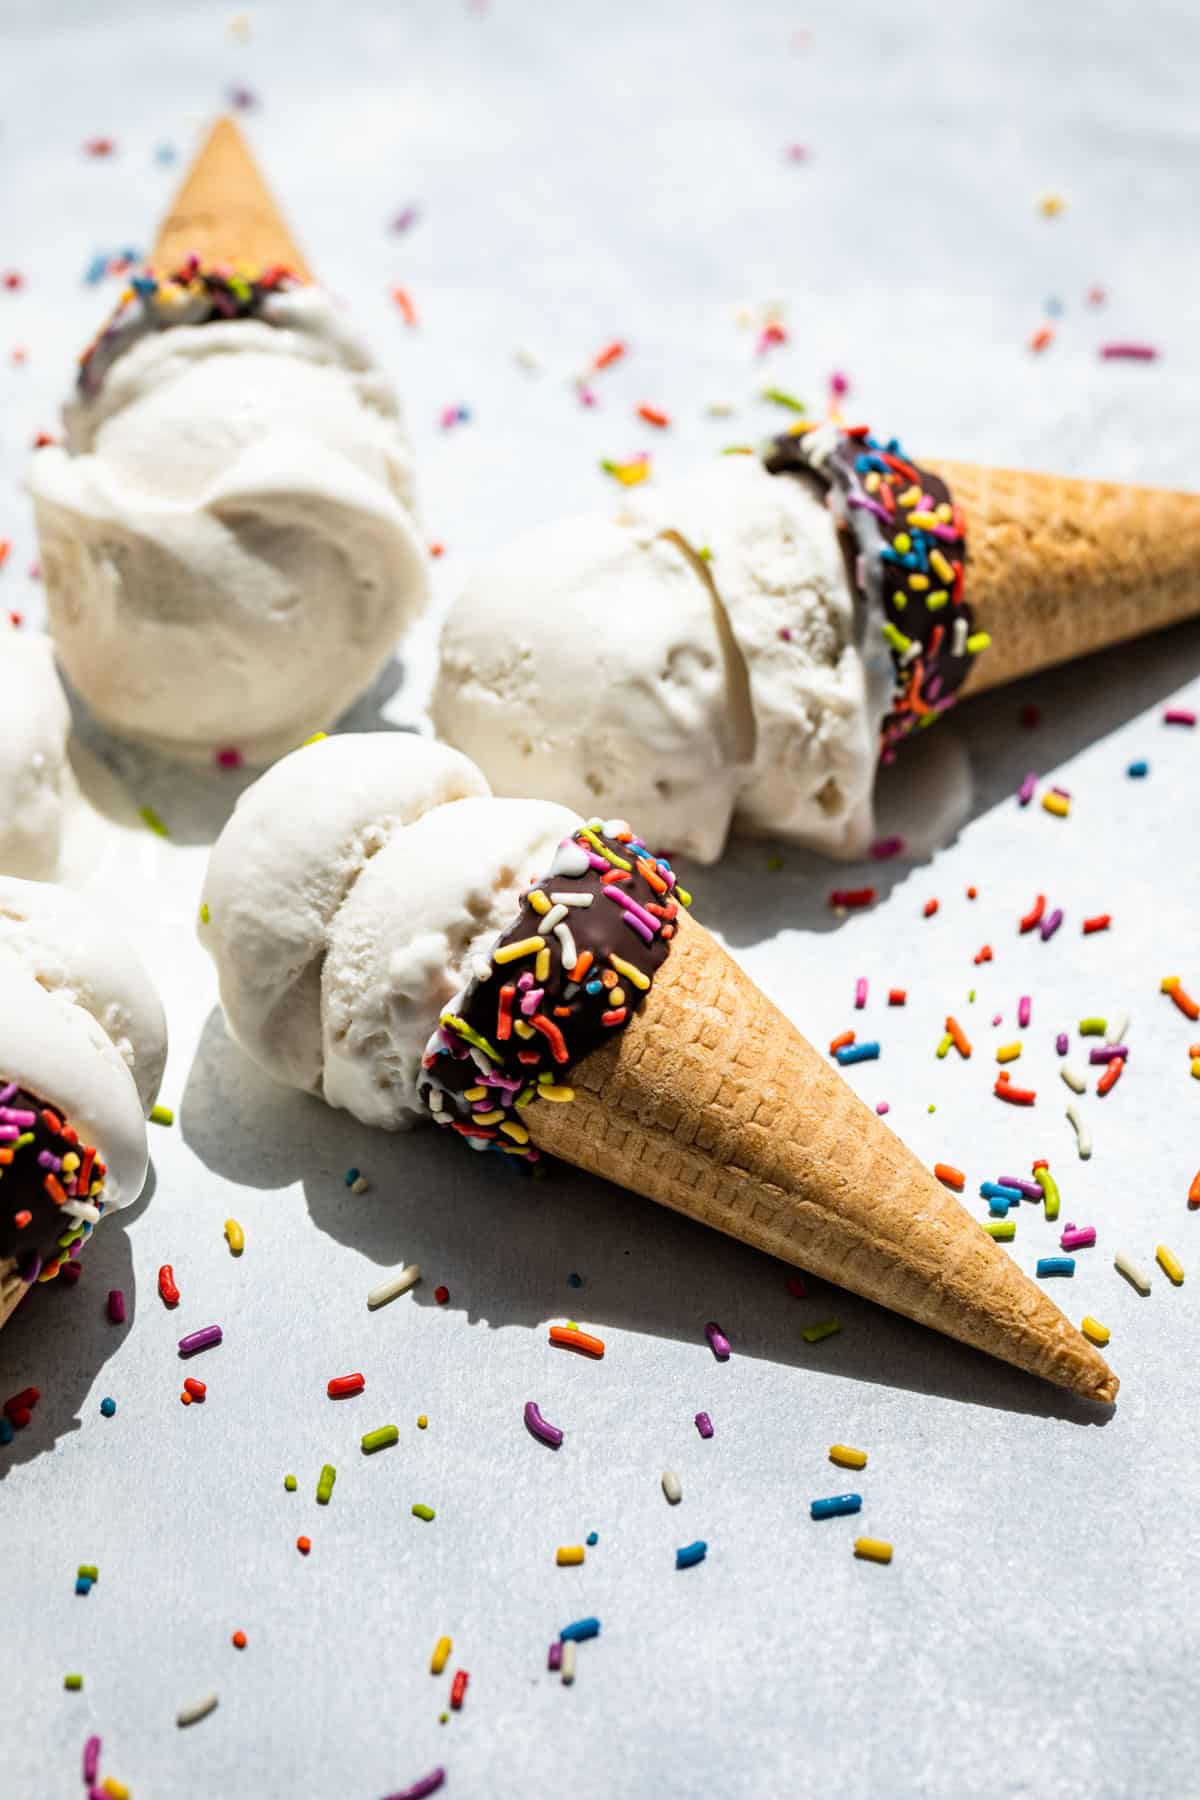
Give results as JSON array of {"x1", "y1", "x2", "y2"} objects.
[{"x1": 2, "y1": 3, "x2": 1199, "y2": 1797}]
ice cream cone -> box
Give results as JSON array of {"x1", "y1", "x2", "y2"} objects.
[
  {"x1": 153, "y1": 115, "x2": 312, "y2": 279},
  {"x1": 0, "y1": 1259, "x2": 29, "y2": 1332},
  {"x1": 938, "y1": 461, "x2": 1200, "y2": 695},
  {"x1": 527, "y1": 908, "x2": 1117, "y2": 1402}
]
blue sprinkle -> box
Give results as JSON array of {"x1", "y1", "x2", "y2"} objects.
[
  {"x1": 1037, "y1": 1257, "x2": 1075, "y2": 1278},
  {"x1": 83, "y1": 251, "x2": 111, "y2": 286},
  {"x1": 560, "y1": 1616, "x2": 601, "y2": 1643},
  {"x1": 154, "y1": 143, "x2": 178, "y2": 166},
  {"x1": 0, "y1": 1417, "x2": 12, "y2": 1446},
  {"x1": 585, "y1": 980, "x2": 603, "y2": 996},
  {"x1": 586, "y1": 1531, "x2": 599, "y2": 1546},
  {"x1": 131, "y1": 274, "x2": 158, "y2": 297},
  {"x1": 811, "y1": 1494, "x2": 863, "y2": 1520},
  {"x1": 987, "y1": 1196, "x2": 1011, "y2": 1217},
  {"x1": 1127, "y1": 760, "x2": 1149, "y2": 778},
  {"x1": 567, "y1": 1272, "x2": 583, "y2": 1288},
  {"x1": 835, "y1": 1042, "x2": 880, "y2": 1066},
  {"x1": 99, "y1": 1397, "x2": 116, "y2": 1418},
  {"x1": 980, "y1": 1182, "x2": 1023, "y2": 1204},
  {"x1": 75, "y1": 1578, "x2": 93, "y2": 1596},
  {"x1": 1045, "y1": 297, "x2": 1065, "y2": 317},
  {"x1": 676, "y1": 1540, "x2": 708, "y2": 1569},
  {"x1": 343, "y1": 1168, "x2": 360, "y2": 1187}
]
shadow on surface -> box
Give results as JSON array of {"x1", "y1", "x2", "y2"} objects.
[
  {"x1": 183, "y1": 1007, "x2": 1111, "y2": 1428},
  {"x1": 0, "y1": 1166, "x2": 154, "y2": 1478}
]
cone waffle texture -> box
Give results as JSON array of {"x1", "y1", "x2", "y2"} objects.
[
  {"x1": 153, "y1": 116, "x2": 312, "y2": 278},
  {"x1": 937, "y1": 460, "x2": 1200, "y2": 694},
  {"x1": 528, "y1": 910, "x2": 1117, "y2": 1402},
  {"x1": 0, "y1": 1258, "x2": 28, "y2": 1333}
]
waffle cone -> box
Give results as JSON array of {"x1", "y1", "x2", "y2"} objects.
[
  {"x1": 0, "y1": 1259, "x2": 28, "y2": 1332},
  {"x1": 937, "y1": 460, "x2": 1200, "y2": 694},
  {"x1": 153, "y1": 115, "x2": 312, "y2": 279},
  {"x1": 527, "y1": 911, "x2": 1117, "y2": 1402}
]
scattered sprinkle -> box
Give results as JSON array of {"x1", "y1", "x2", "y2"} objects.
[
  {"x1": 549, "y1": 1325, "x2": 605, "y2": 1357},
  {"x1": 1080, "y1": 1316, "x2": 1110, "y2": 1347},
  {"x1": 854, "y1": 1538, "x2": 894, "y2": 1564},
  {"x1": 149, "y1": 1103, "x2": 174, "y2": 1126},
  {"x1": 1037, "y1": 1257, "x2": 1075, "y2": 1278},
  {"x1": 224, "y1": 1217, "x2": 244, "y2": 1255},
  {"x1": 1156, "y1": 1244, "x2": 1185, "y2": 1286},
  {"x1": 829, "y1": 1444, "x2": 867, "y2": 1470},
  {"x1": 1099, "y1": 343, "x2": 1159, "y2": 361},
  {"x1": 232, "y1": 1630, "x2": 247, "y2": 1649},
  {"x1": 524, "y1": 1401, "x2": 564, "y2": 1448},
  {"x1": 811, "y1": 1493, "x2": 862, "y2": 1520},
  {"x1": 178, "y1": 1325, "x2": 222, "y2": 1357},
  {"x1": 430, "y1": 1636, "x2": 452, "y2": 1675},
  {"x1": 661, "y1": 1469, "x2": 683, "y2": 1505},
  {"x1": 801, "y1": 1318, "x2": 841, "y2": 1344},
  {"x1": 99, "y1": 1397, "x2": 116, "y2": 1418},
  {"x1": 695, "y1": 1411, "x2": 714, "y2": 1438},
  {"x1": 676, "y1": 1540, "x2": 708, "y2": 1568},
  {"x1": 412, "y1": 1503, "x2": 436, "y2": 1521},
  {"x1": 176, "y1": 1691, "x2": 219, "y2": 1728},
  {"x1": 557, "y1": 1545, "x2": 585, "y2": 1565},
  {"x1": 704, "y1": 1321, "x2": 731, "y2": 1360},
  {"x1": 361, "y1": 1425, "x2": 400, "y2": 1454},
  {"x1": 367, "y1": 1264, "x2": 422, "y2": 1309},
  {"x1": 1114, "y1": 1252, "x2": 1151, "y2": 1294}
]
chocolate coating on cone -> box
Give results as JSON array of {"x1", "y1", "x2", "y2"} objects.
[
  {"x1": 527, "y1": 909, "x2": 1118, "y2": 1403},
  {"x1": 0, "y1": 1084, "x2": 106, "y2": 1288}
]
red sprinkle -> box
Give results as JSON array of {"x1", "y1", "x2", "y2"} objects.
[
  {"x1": 232, "y1": 1631, "x2": 247, "y2": 1650},
  {"x1": 887, "y1": 989, "x2": 907, "y2": 1006},
  {"x1": 786, "y1": 1274, "x2": 808, "y2": 1298},
  {"x1": 107, "y1": 1288, "x2": 126, "y2": 1324},
  {"x1": 636, "y1": 404, "x2": 670, "y2": 428},
  {"x1": 183, "y1": 1378, "x2": 206, "y2": 1401},
  {"x1": 1097, "y1": 1056, "x2": 1124, "y2": 1096},
  {"x1": 994, "y1": 1076, "x2": 1036, "y2": 1105},
  {"x1": 158, "y1": 1265, "x2": 180, "y2": 1307},
  {"x1": 1019, "y1": 894, "x2": 1046, "y2": 933},
  {"x1": 1029, "y1": 326, "x2": 1054, "y2": 353},
  {"x1": 966, "y1": 887, "x2": 978, "y2": 900},
  {"x1": 974, "y1": 945, "x2": 993, "y2": 965},
  {"x1": 327, "y1": 1373, "x2": 365, "y2": 1399},
  {"x1": 84, "y1": 136, "x2": 116, "y2": 157},
  {"x1": 829, "y1": 887, "x2": 875, "y2": 910},
  {"x1": 215, "y1": 747, "x2": 243, "y2": 770},
  {"x1": 1082, "y1": 914, "x2": 1111, "y2": 935},
  {"x1": 4, "y1": 1386, "x2": 39, "y2": 1419},
  {"x1": 923, "y1": 898, "x2": 939, "y2": 918},
  {"x1": 450, "y1": 1669, "x2": 469, "y2": 1710},
  {"x1": 434, "y1": 1285, "x2": 450, "y2": 1304}
]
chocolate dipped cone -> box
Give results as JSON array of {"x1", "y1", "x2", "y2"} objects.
[
  {"x1": 940, "y1": 460, "x2": 1200, "y2": 694},
  {"x1": 527, "y1": 908, "x2": 1117, "y2": 1402},
  {"x1": 153, "y1": 115, "x2": 311, "y2": 277},
  {"x1": 0, "y1": 1260, "x2": 27, "y2": 1331}
]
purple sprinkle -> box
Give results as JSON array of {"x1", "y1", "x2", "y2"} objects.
[
  {"x1": 1056, "y1": 1032, "x2": 1069, "y2": 1055},
  {"x1": 603, "y1": 887, "x2": 658, "y2": 932},
  {"x1": 547, "y1": 1641, "x2": 563, "y2": 1670},
  {"x1": 1040, "y1": 908, "x2": 1064, "y2": 941},
  {"x1": 846, "y1": 492, "x2": 892, "y2": 525},
  {"x1": 695, "y1": 1411, "x2": 714, "y2": 1438},
  {"x1": 19, "y1": 1252, "x2": 42, "y2": 1284},
  {"x1": 0, "y1": 1082, "x2": 16, "y2": 1104},
  {"x1": 870, "y1": 836, "x2": 905, "y2": 860},
  {"x1": 1061, "y1": 1224, "x2": 1097, "y2": 1251},
  {"x1": 83, "y1": 1736, "x2": 101, "y2": 1784},
  {"x1": 1100, "y1": 342, "x2": 1158, "y2": 360},
  {"x1": 1018, "y1": 995, "x2": 1031, "y2": 1028},
  {"x1": 1089, "y1": 1046, "x2": 1128, "y2": 1064},
  {"x1": 705, "y1": 1321, "x2": 731, "y2": 1361},
  {"x1": 854, "y1": 977, "x2": 868, "y2": 1010},
  {"x1": 37, "y1": 1150, "x2": 62, "y2": 1171},
  {"x1": 382, "y1": 1771, "x2": 445, "y2": 1800},
  {"x1": 621, "y1": 911, "x2": 655, "y2": 944},
  {"x1": 178, "y1": 1324, "x2": 222, "y2": 1357},
  {"x1": 1017, "y1": 773, "x2": 1037, "y2": 806},
  {"x1": 390, "y1": 206, "x2": 420, "y2": 234},
  {"x1": 0, "y1": 1108, "x2": 35, "y2": 1126},
  {"x1": 1050, "y1": 785, "x2": 1072, "y2": 800},
  {"x1": 106, "y1": 1289, "x2": 125, "y2": 1325},
  {"x1": 524, "y1": 1400, "x2": 563, "y2": 1448},
  {"x1": 998, "y1": 1176, "x2": 1044, "y2": 1201},
  {"x1": 1164, "y1": 707, "x2": 1197, "y2": 726}
]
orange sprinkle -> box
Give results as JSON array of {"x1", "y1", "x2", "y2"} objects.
[
  {"x1": 570, "y1": 951, "x2": 594, "y2": 982},
  {"x1": 1029, "y1": 326, "x2": 1054, "y2": 353},
  {"x1": 944, "y1": 1016, "x2": 972, "y2": 1058},
  {"x1": 392, "y1": 285, "x2": 418, "y2": 326},
  {"x1": 636, "y1": 857, "x2": 668, "y2": 894},
  {"x1": 600, "y1": 868, "x2": 630, "y2": 884},
  {"x1": 829, "y1": 1030, "x2": 855, "y2": 1055},
  {"x1": 888, "y1": 989, "x2": 907, "y2": 1006},
  {"x1": 530, "y1": 1014, "x2": 569, "y2": 1062},
  {"x1": 593, "y1": 340, "x2": 626, "y2": 370},
  {"x1": 923, "y1": 899, "x2": 939, "y2": 917},
  {"x1": 1163, "y1": 978, "x2": 1200, "y2": 1021},
  {"x1": 1188, "y1": 1171, "x2": 1200, "y2": 1208},
  {"x1": 994, "y1": 1078, "x2": 1036, "y2": 1105},
  {"x1": 973, "y1": 944, "x2": 993, "y2": 965},
  {"x1": 549, "y1": 1326, "x2": 605, "y2": 1358},
  {"x1": 180, "y1": 1391, "x2": 192, "y2": 1406},
  {"x1": 934, "y1": 1163, "x2": 965, "y2": 1190},
  {"x1": 496, "y1": 983, "x2": 515, "y2": 1041},
  {"x1": 429, "y1": 542, "x2": 445, "y2": 559},
  {"x1": 43, "y1": 1173, "x2": 67, "y2": 1206},
  {"x1": 232, "y1": 1630, "x2": 247, "y2": 1650},
  {"x1": 600, "y1": 969, "x2": 618, "y2": 988},
  {"x1": 637, "y1": 404, "x2": 670, "y2": 428},
  {"x1": 297, "y1": 1536, "x2": 311, "y2": 1555},
  {"x1": 1097, "y1": 1056, "x2": 1124, "y2": 1096}
]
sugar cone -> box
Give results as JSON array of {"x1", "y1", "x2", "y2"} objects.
[
  {"x1": 153, "y1": 115, "x2": 312, "y2": 279},
  {"x1": 936, "y1": 461, "x2": 1200, "y2": 695},
  {"x1": 0, "y1": 1259, "x2": 28, "y2": 1332},
  {"x1": 527, "y1": 910, "x2": 1117, "y2": 1402}
]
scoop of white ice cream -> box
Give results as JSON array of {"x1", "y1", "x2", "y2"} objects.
[
  {"x1": 200, "y1": 731, "x2": 577, "y2": 1128},
  {"x1": 625, "y1": 457, "x2": 885, "y2": 857},
  {"x1": 31, "y1": 287, "x2": 429, "y2": 763},
  {"x1": 0, "y1": 880, "x2": 166, "y2": 1209},
  {"x1": 0, "y1": 621, "x2": 73, "y2": 880},
  {"x1": 431, "y1": 513, "x2": 754, "y2": 862}
]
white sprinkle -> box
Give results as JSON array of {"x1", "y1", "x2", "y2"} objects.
[
  {"x1": 549, "y1": 841, "x2": 590, "y2": 879},
  {"x1": 601, "y1": 818, "x2": 632, "y2": 839},
  {"x1": 661, "y1": 1469, "x2": 683, "y2": 1505},
  {"x1": 539, "y1": 903, "x2": 568, "y2": 934},
  {"x1": 952, "y1": 616, "x2": 968, "y2": 657},
  {"x1": 350, "y1": 1176, "x2": 370, "y2": 1195},
  {"x1": 1060, "y1": 1063, "x2": 1087, "y2": 1094},
  {"x1": 706, "y1": 400, "x2": 735, "y2": 418},
  {"x1": 555, "y1": 922, "x2": 578, "y2": 972},
  {"x1": 471, "y1": 955, "x2": 493, "y2": 983},
  {"x1": 1065, "y1": 1102, "x2": 1092, "y2": 1159},
  {"x1": 176, "y1": 1691, "x2": 219, "y2": 1728},
  {"x1": 514, "y1": 346, "x2": 540, "y2": 372},
  {"x1": 1106, "y1": 1012, "x2": 1130, "y2": 1046},
  {"x1": 560, "y1": 1639, "x2": 577, "y2": 1685},
  {"x1": 1114, "y1": 1251, "x2": 1151, "y2": 1294},
  {"x1": 428, "y1": 1089, "x2": 444, "y2": 1113},
  {"x1": 367, "y1": 1264, "x2": 423, "y2": 1310},
  {"x1": 62, "y1": 1200, "x2": 101, "y2": 1224},
  {"x1": 549, "y1": 892, "x2": 594, "y2": 908}
]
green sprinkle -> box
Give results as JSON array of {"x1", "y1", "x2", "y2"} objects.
[
  {"x1": 801, "y1": 1318, "x2": 841, "y2": 1344},
  {"x1": 720, "y1": 444, "x2": 755, "y2": 455},
  {"x1": 199, "y1": 902, "x2": 210, "y2": 925},
  {"x1": 761, "y1": 386, "x2": 806, "y2": 413},
  {"x1": 579, "y1": 826, "x2": 632, "y2": 871},
  {"x1": 63, "y1": 1674, "x2": 83, "y2": 1691},
  {"x1": 411, "y1": 1503, "x2": 436, "y2": 1521},
  {"x1": 697, "y1": 545, "x2": 712, "y2": 561},
  {"x1": 439, "y1": 1013, "x2": 500, "y2": 1064},
  {"x1": 284, "y1": 1474, "x2": 297, "y2": 1492},
  {"x1": 149, "y1": 1104, "x2": 174, "y2": 1127},
  {"x1": 986, "y1": 1221, "x2": 1016, "y2": 1241},
  {"x1": 936, "y1": 1033, "x2": 954, "y2": 1060},
  {"x1": 927, "y1": 1103, "x2": 936, "y2": 1113},
  {"x1": 968, "y1": 989, "x2": 976, "y2": 1003},
  {"x1": 882, "y1": 622, "x2": 912, "y2": 655},
  {"x1": 77, "y1": 1564, "x2": 98, "y2": 1582},
  {"x1": 1035, "y1": 1166, "x2": 1061, "y2": 1221},
  {"x1": 965, "y1": 632, "x2": 992, "y2": 655},
  {"x1": 316, "y1": 1463, "x2": 337, "y2": 1505},
  {"x1": 362, "y1": 1424, "x2": 400, "y2": 1455},
  {"x1": 139, "y1": 804, "x2": 168, "y2": 838},
  {"x1": 1079, "y1": 1017, "x2": 1107, "y2": 1036},
  {"x1": 766, "y1": 854, "x2": 783, "y2": 872}
]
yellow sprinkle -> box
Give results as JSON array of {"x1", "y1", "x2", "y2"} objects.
[
  {"x1": 936, "y1": 1032, "x2": 954, "y2": 1059},
  {"x1": 149, "y1": 1104, "x2": 174, "y2": 1126},
  {"x1": 463, "y1": 1086, "x2": 487, "y2": 1102},
  {"x1": 995, "y1": 1042, "x2": 1022, "y2": 1063},
  {"x1": 579, "y1": 826, "x2": 632, "y2": 871},
  {"x1": 907, "y1": 572, "x2": 929, "y2": 591},
  {"x1": 1156, "y1": 1244, "x2": 1185, "y2": 1285},
  {"x1": 1080, "y1": 1316, "x2": 1110, "y2": 1346},
  {"x1": 199, "y1": 901, "x2": 210, "y2": 925},
  {"x1": 609, "y1": 953, "x2": 650, "y2": 991},
  {"x1": 471, "y1": 1109, "x2": 505, "y2": 1126},
  {"x1": 139, "y1": 805, "x2": 168, "y2": 838},
  {"x1": 430, "y1": 1635, "x2": 452, "y2": 1674},
  {"x1": 929, "y1": 549, "x2": 953, "y2": 583},
  {"x1": 224, "y1": 1218, "x2": 245, "y2": 1255},
  {"x1": 1191, "y1": 1057, "x2": 1200, "y2": 1079},
  {"x1": 101, "y1": 1782, "x2": 131, "y2": 1800},
  {"x1": 853, "y1": 1538, "x2": 893, "y2": 1564},
  {"x1": 535, "y1": 947, "x2": 551, "y2": 982},
  {"x1": 556, "y1": 1545, "x2": 586, "y2": 1566},
  {"x1": 865, "y1": 471, "x2": 881, "y2": 493},
  {"x1": 1161, "y1": 976, "x2": 1181, "y2": 992},
  {"x1": 965, "y1": 631, "x2": 992, "y2": 655},
  {"x1": 1039, "y1": 191, "x2": 1066, "y2": 217},
  {"x1": 1042, "y1": 792, "x2": 1070, "y2": 818},
  {"x1": 829, "y1": 1444, "x2": 867, "y2": 1470},
  {"x1": 537, "y1": 1084, "x2": 575, "y2": 1103},
  {"x1": 907, "y1": 511, "x2": 939, "y2": 528},
  {"x1": 513, "y1": 1020, "x2": 535, "y2": 1039},
  {"x1": 893, "y1": 532, "x2": 911, "y2": 552},
  {"x1": 492, "y1": 935, "x2": 546, "y2": 965},
  {"x1": 302, "y1": 730, "x2": 327, "y2": 746},
  {"x1": 527, "y1": 890, "x2": 551, "y2": 915},
  {"x1": 677, "y1": 886, "x2": 692, "y2": 906},
  {"x1": 417, "y1": 1415, "x2": 428, "y2": 1429},
  {"x1": 610, "y1": 987, "x2": 626, "y2": 1006},
  {"x1": 897, "y1": 485, "x2": 921, "y2": 508},
  {"x1": 926, "y1": 590, "x2": 949, "y2": 609},
  {"x1": 935, "y1": 502, "x2": 953, "y2": 522},
  {"x1": 499, "y1": 1119, "x2": 530, "y2": 1143}
]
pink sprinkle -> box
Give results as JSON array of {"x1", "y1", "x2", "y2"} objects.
[
  {"x1": 1060, "y1": 1224, "x2": 1096, "y2": 1251},
  {"x1": 786, "y1": 145, "x2": 810, "y2": 163},
  {"x1": 1050, "y1": 785, "x2": 1072, "y2": 800},
  {"x1": 830, "y1": 370, "x2": 850, "y2": 398},
  {"x1": 1164, "y1": 708, "x2": 1196, "y2": 727},
  {"x1": 577, "y1": 384, "x2": 597, "y2": 408},
  {"x1": 875, "y1": 1101, "x2": 890, "y2": 1115},
  {"x1": 695, "y1": 1411, "x2": 714, "y2": 1438},
  {"x1": 991, "y1": 1013, "x2": 1002, "y2": 1027},
  {"x1": 854, "y1": 978, "x2": 868, "y2": 1010},
  {"x1": 106, "y1": 1288, "x2": 125, "y2": 1324},
  {"x1": 83, "y1": 1737, "x2": 101, "y2": 1784},
  {"x1": 439, "y1": 405, "x2": 460, "y2": 429},
  {"x1": 756, "y1": 324, "x2": 789, "y2": 355},
  {"x1": 1100, "y1": 343, "x2": 1158, "y2": 361},
  {"x1": 1018, "y1": 996, "x2": 1032, "y2": 1029},
  {"x1": 870, "y1": 836, "x2": 905, "y2": 860},
  {"x1": 547, "y1": 1641, "x2": 563, "y2": 1670},
  {"x1": 1017, "y1": 772, "x2": 1037, "y2": 806},
  {"x1": 705, "y1": 1321, "x2": 731, "y2": 1360},
  {"x1": 214, "y1": 747, "x2": 243, "y2": 770}
]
